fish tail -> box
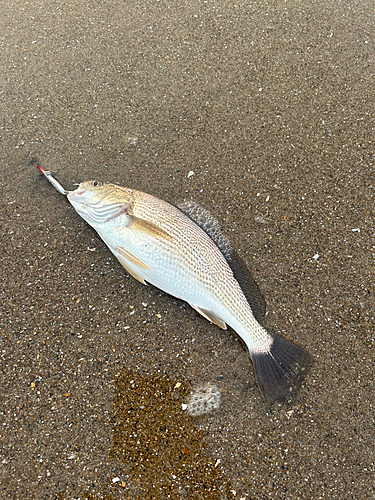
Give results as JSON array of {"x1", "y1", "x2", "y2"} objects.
[{"x1": 251, "y1": 334, "x2": 313, "y2": 401}]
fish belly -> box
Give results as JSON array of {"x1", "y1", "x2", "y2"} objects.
[{"x1": 94, "y1": 218, "x2": 266, "y2": 346}]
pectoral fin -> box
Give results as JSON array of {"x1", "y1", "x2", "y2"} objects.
[
  {"x1": 128, "y1": 214, "x2": 172, "y2": 241},
  {"x1": 190, "y1": 305, "x2": 227, "y2": 330},
  {"x1": 115, "y1": 246, "x2": 151, "y2": 285}
]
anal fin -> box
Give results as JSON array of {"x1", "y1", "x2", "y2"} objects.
[{"x1": 190, "y1": 305, "x2": 227, "y2": 330}]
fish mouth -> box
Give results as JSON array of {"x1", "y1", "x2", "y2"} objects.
[
  {"x1": 67, "y1": 187, "x2": 88, "y2": 216},
  {"x1": 67, "y1": 186, "x2": 86, "y2": 202}
]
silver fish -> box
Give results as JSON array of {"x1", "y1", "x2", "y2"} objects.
[{"x1": 37, "y1": 166, "x2": 313, "y2": 401}]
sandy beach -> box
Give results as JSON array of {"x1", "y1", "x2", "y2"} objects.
[{"x1": 1, "y1": 1, "x2": 374, "y2": 498}]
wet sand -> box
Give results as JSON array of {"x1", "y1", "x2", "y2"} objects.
[{"x1": 1, "y1": 1, "x2": 374, "y2": 498}]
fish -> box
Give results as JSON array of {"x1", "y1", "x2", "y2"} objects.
[{"x1": 37, "y1": 165, "x2": 313, "y2": 401}]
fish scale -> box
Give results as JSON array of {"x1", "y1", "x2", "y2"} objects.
[
  {"x1": 110, "y1": 190, "x2": 262, "y2": 344},
  {"x1": 37, "y1": 166, "x2": 313, "y2": 402}
]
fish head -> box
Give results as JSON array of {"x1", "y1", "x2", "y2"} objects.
[{"x1": 67, "y1": 180, "x2": 133, "y2": 226}]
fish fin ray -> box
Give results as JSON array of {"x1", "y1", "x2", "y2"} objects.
[
  {"x1": 228, "y1": 250, "x2": 266, "y2": 322},
  {"x1": 190, "y1": 304, "x2": 227, "y2": 330},
  {"x1": 115, "y1": 255, "x2": 147, "y2": 284},
  {"x1": 128, "y1": 214, "x2": 172, "y2": 241},
  {"x1": 115, "y1": 246, "x2": 150, "y2": 284},
  {"x1": 251, "y1": 334, "x2": 313, "y2": 401},
  {"x1": 116, "y1": 246, "x2": 151, "y2": 270},
  {"x1": 177, "y1": 201, "x2": 232, "y2": 259},
  {"x1": 178, "y1": 201, "x2": 266, "y2": 321}
]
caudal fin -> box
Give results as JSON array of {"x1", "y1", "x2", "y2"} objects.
[{"x1": 251, "y1": 334, "x2": 313, "y2": 401}]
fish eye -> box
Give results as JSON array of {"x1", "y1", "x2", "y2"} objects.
[{"x1": 92, "y1": 180, "x2": 104, "y2": 187}]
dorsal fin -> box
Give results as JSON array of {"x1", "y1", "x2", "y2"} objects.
[
  {"x1": 228, "y1": 249, "x2": 266, "y2": 322},
  {"x1": 178, "y1": 200, "x2": 266, "y2": 322},
  {"x1": 177, "y1": 201, "x2": 232, "y2": 259}
]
